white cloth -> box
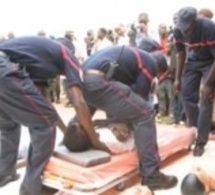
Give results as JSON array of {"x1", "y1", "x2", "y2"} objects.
[
  {"x1": 18, "y1": 127, "x2": 135, "y2": 158},
  {"x1": 92, "y1": 38, "x2": 113, "y2": 54},
  {"x1": 97, "y1": 128, "x2": 135, "y2": 154},
  {"x1": 117, "y1": 36, "x2": 129, "y2": 46}
]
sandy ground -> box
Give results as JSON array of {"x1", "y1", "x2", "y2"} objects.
[{"x1": 1, "y1": 101, "x2": 215, "y2": 195}]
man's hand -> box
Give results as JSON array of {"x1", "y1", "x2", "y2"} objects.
[
  {"x1": 91, "y1": 140, "x2": 111, "y2": 153},
  {"x1": 202, "y1": 84, "x2": 213, "y2": 101},
  {"x1": 174, "y1": 79, "x2": 181, "y2": 95}
]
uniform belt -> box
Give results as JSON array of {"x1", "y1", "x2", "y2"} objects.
[
  {"x1": 83, "y1": 69, "x2": 105, "y2": 76},
  {"x1": 0, "y1": 51, "x2": 7, "y2": 58}
]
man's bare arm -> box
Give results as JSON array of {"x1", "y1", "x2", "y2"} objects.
[
  {"x1": 202, "y1": 60, "x2": 215, "y2": 101},
  {"x1": 70, "y1": 85, "x2": 110, "y2": 152},
  {"x1": 174, "y1": 50, "x2": 186, "y2": 94},
  {"x1": 205, "y1": 60, "x2": 215, "y2": 87},
  {"x1": 175, "y1": 50, "x2": 186, "y2": 81}
]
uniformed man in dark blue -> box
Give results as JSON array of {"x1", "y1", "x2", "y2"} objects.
[
  {"x1": 0, "y1": 36, "x2": 109, "y2": 195},
  {"x1": 81, "y1": 45, "x2": 178, "y2": 191},
  {"x1": 173, "y1": 7, "x2": 215, "y2": 156}
]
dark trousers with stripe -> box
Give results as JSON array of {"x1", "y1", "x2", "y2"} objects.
[
  {"x1": 182, "y1": 60, "x2": 213, "y2": 145},
  {"x1": 0, "y1": 56, "x2": 57, "y2": 194},
  {"x1": 83, "y1": 74, "x2": 160, "y2": 178},
  {"x1": 173, "y1": 94, "x2": 184, "y2": 124}
]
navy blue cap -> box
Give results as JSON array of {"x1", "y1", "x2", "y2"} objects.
[
  {"x1": 177, "y1": 7, "x2": 197, "y2": 32},
  {"x1": 138, "y1": 37, "x2": 160, "y2": 53},
  {"x1": 151, "y1": 51, "x2": 168, "y2": 72}
]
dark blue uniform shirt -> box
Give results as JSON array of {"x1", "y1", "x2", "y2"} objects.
[
  {"x1": 82, "y1": 46, "x2": 157, "y2": 99},
  {"x1": 0, "y1": 36, "x2": 81, "y2": 87},
  {"x1": 174, "y1": 17, "x2": 215, "y2": 62},
  {"x1": 57, "y1": 37, "x2": 75, "y2": 54}
]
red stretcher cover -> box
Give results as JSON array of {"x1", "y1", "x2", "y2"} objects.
[{"x1": 43, "y1": 125, "x2": 196, "y2": 192}]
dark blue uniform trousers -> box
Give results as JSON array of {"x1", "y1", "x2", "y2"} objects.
[
  {"x1": 182, "y1": 60, "x2": 213, "y2": 145},
  {"x1": 0, "y1": 56, "x2": 57, "y2": 194},
  {"x1": 173, "y1": 94, "x2": 183, "y2": 124},
  {"x1": 83, "y1": 74, "x2": 160, "y2": 178}
]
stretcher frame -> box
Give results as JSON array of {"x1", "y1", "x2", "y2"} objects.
[
  {"x1": 43, "y1": 148, "x2": 193, "y2": 195},
  {"x1": 46, "y1": 169, "x2": 138, "y2": 195},
  {"x1": 45, "y1": 148, "x2": 192, "y2": 195},
  {"x1": 16, "y1": 125, "x2": 195, "y2": 195}
]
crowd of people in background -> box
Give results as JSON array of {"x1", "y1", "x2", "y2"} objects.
[{"x1": 0, "y1": 8, "x2": 213, "y2": 126}]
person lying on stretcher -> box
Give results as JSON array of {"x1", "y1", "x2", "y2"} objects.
[
  {"x1": 181, "y1": 161, "x2": 215, "y2": 195},
  {"x1": 63, "y1": 120, "x2": 156, "y2": 195},
  {"x1": 63, "y1": 120, "x2": 135, "y2": 154}
]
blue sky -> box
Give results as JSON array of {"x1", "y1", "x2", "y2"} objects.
[{"x1": 0, "y1": 0, "x2": 214, "y2": 37}]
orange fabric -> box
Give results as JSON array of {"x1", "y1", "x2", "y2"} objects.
[
  {"x1": 160, "y1": 37, "x2": 169, "y2": 54},
  {"x1": 45, "y1": 151, "x2": 137, "y2": 190}
]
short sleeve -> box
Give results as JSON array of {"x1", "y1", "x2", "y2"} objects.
[{"x1": 61, "y1": 45, "x2": 82, "y2": 88}]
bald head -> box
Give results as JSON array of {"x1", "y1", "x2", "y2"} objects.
[{"x1": 198, "y1": 8, "x2": 214, "y2": 19}]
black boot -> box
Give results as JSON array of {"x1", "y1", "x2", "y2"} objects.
[
  {"x1": 193, "y1": 144, "x2": 205, "y2": 156},
  {"x1": 20, "y1": 185, "x2": 57, "y2": 195},
  {"x1": 20, "y1": 186, "x2": 32, "y2": 195},
  {"x1": 142, "y1": 172, "x2": 178, "y2": 191},
  {"x1": 0, "y1": 172, "x2": 20, "y2": 187}
]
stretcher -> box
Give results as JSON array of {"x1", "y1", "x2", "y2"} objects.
[{"x1": 42, "y1": 125, "x2": 196, "y2": 195}]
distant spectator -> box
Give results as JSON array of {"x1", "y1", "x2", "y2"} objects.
[
  {"x1": 92, "y1": 27, "x2": 113, "y2": 53},
  {"x1": 106, "y1": 29, "x2": 116, "y2": 43},
  {"x1": 127, "y1": 24, "x2": 137, "y2": 46},
  {"x1": 84, "y1": 30, "x2": 95, "y2": 56},
  {"x1": 135, "y1": 12, "x2": 159, "y2": 46},
  {"x1": 158, "y1": 23, "x2": 169, "y2": 54},
  {"x1": 8, "y1": 32, "x2": 15, "y2": 39},
  {"x1": 38, "y1": 30, "x2": 46, "y2": 36},
  {"x1": 114, "y1": 24, "x2": 129, "y2": 45},
  {"x1": 65, "y1": 30, "x2": 85, "y2": 63},
  {"x1": 65, "y1": 30, "x2": 75, "y2": 41}
]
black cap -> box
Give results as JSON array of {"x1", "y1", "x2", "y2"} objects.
[
  {"x1": 177, "y1": 7, "x2": 197, "y2": 32},
  {"x1": 138, "y1": 37, "x2": 160, "y2": 53}
]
